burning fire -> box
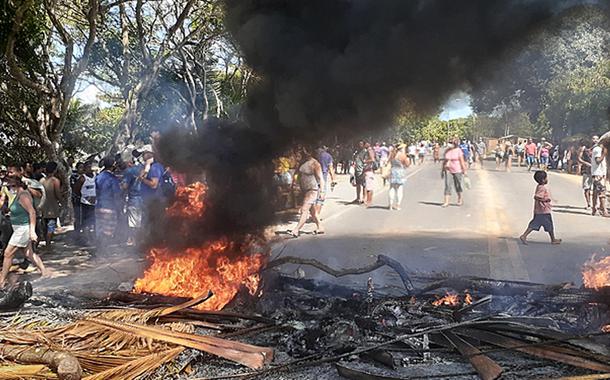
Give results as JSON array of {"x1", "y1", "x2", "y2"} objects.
[
  {"x1": 582, "y1": 255, "x2": 610, "y2": 290},
  {"x1": 134, "y1": 182, "x2": 266, "y2": 310},
  {"x1": 166, "y1": 182, "x2": 207, "y2": 218},
  {"x1": 432, "y1": 291, "x2": 474, "y2": 307}
]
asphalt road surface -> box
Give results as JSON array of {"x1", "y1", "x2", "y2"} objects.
[{"x1": 273, "y1": 158, "x2": 610, "y2": 290}]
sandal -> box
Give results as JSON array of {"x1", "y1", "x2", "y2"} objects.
[{"x1": 313, "y1": 230, "x2": 325, "y2": 235}]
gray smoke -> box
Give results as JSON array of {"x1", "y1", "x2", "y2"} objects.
[{"x1": 155, "y1": 0, "x2": 608, "y2": 244}]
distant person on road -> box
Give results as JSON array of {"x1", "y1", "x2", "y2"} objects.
[
  {"x1": 316, "y1": 146, "x2": 336, "y2": 216},
  {"x1": 539, "y1": 141, "x2": 551, "y2": 171},
  {"x1": 388, "y1": 144, "x2": 410, "y2": 210},
  {"x1": 40, "y1": 162, "x2": 62, "y2": 246},
  {"x1": 363, "y1": 142, "x2": 376, "y2": 208},
  {"x1": 291, "y1": 148, "x2": 324, "y2": 237},
  {"x1": 433, "y1": 143, "x2": 441, "y2": 163},
  {"x1": 418, "y1": 143, "x2": 426, "y2": 165},
  {"x1": 494, "y1": 144, "x2": 504, "y2": 170},
  {"x1": 525, "y1": 138, "x2": 537, "y2": 171},
  {"x1": 407, "y1": 143, "x2": 417, "y2": 165},
  {"x1": 590, "y1": 136, "x2": 608, "y2": 217},
  {"x1": 352, "y1": 141, "x2": 368, "y2": 204},
  {"x1": 578, "y1": 138, "x2": 594, "y2": 210},
  {"x1": 520, "y1": 170, "x2": 561, "y2": 245},
  {"x1": 516, "y1": 140, "x2": 525, "y2": 167},
  {"x1": 441, "y1": 138, "x2": 467, "y2": 208},
  {"x1": 504, "y1": 141, "x2": 513, "y2": 172},
  {"x1": 476, "y1": 138, "x2": 486, "y2": 168}
]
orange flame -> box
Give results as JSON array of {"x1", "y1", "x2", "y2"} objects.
[
  {"x1": 432, "y1": 291, "x2": 473, "y2": 307},
  {"x1": 432, "y1": 292, "x2": 460, "y2": 307},
  {"x1": 134, "y1": 182, "x2": 266, "y2": 310},
  {"x1": 582, "y1": 255, "x2": 610, "y2": 290},
  {"x1": 166, "y1": 182, "x2": 207, "y2": 218}
]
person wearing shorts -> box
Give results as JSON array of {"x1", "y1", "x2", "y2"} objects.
[
  {"x1": 520, "y1": 171, "x2": 561, "y2": 245},
  {"x1": 525, "y1": 139, "x2": 537, "y2": 171},
  {"x1": 0, "y1": 176, "x2": 49, "y2": 287},
  {"x1": 291, "y1": 149, "x2": 325, "y2": 237},
  {"x1": 442, "y1": 139, "x2": 467, "y2": 207},
  {"x1": 578, "y1": 139, "x2": 593, "y2": 209}
]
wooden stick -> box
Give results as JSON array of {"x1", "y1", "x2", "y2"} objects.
[
  {"x1": 86, "y1": 317, "x2": 273, "y2": 369},
  {"x1": 442, "y1": 331, "x2": 502, "y2": 380},
  {"x1": 266, "y1": 254, "x2": 414, "y2": 293},
  {"x1": 459, "y1": 328, "x2": 610, "y2": 372}
]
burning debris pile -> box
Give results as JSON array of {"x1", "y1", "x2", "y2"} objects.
[
  {"x1": 4, "y1": 267, "x2": 610, "y2": 380},
  {"x1": 134, "y1": 183, "x2": 266, "y2": 311}
]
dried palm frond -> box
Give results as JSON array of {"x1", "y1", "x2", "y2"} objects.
[
  {"x1": 83, "y1": 347, "x2": 184, "y2": 380},
  {"x1": 0, "y1": 364, "x2": 53, "y2": 379}
]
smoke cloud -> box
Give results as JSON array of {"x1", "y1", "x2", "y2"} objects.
[{"x1": 154, "y1": 0, "x2": 608, "y2": 244}]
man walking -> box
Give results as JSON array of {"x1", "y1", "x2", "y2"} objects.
[
  {"x1": 591, "y1": 136, "x2": 608, "y2": 217},
  {"x1": 316, "y1": 146, "x2": 335, "y2": 216},
  {"x1": 525, "y1": 138, "x2": 537, "y2": 171},
  {"x1": 578, "y1": 137, "x2": 594, "y2": 210}
]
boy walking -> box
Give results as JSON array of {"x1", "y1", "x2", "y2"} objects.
[{"x1": 519, "y1": 171, "x2": 561, "y2": 245}]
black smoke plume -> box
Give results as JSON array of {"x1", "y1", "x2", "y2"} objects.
[{"x1": 152, "y1": 0, "x2": 608, "y2": 246}]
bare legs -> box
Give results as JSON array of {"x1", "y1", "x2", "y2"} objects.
[
  {"x1": 584, "y1": 189, "x2": 591, "y2": 209},
  {"x1": 291, "y1": 200, "x2": 322, "y2": 236},
  {"x1": 0, "y1": 242, "x2": 48, "y2": 288},
  {"x1": 520, "y1": 228, "x2": 561, "y2": 245},
  {"x1": 388, "y1": 184, "x2": 404, "y2": 210}
]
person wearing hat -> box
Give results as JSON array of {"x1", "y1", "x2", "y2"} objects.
[{"x1": 136, "y1": 144, "x2": 165, "y2": 203}]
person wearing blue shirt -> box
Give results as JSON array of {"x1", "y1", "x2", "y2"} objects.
[
  {"x1": 136, "y1": 145, "x2": 164, "y2": 202},
  {"x1": 121, "y1": 151, "x2": 144, "y2": 246},
  {"x1": 95, "y1": 156, "x2": 122, "y2": 246}
]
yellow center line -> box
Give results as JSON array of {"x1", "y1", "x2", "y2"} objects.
[{"x1": 478, "y1": 169, "x2": 530, "y2": 281}]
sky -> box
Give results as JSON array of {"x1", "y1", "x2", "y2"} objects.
[
  {"x1": 75, "y1": 83, "x2": 474, "y2": 122},
  {"x1": 439, "y1": 91, "x2": 473, "y2": 121}
]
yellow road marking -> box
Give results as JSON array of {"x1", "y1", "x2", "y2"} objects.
[{"x1": 478, "y1": 169, "x2": 530, "y2": 281}]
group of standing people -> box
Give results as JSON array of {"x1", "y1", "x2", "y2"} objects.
[{"x1": 0, "y1": 142, "x2": 176, "y2": 287}]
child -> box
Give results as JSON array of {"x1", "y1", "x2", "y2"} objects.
[{"x1": 520, "y1": 170, "x2": 561, "y2": 245}]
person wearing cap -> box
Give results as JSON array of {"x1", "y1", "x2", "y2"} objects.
[{"x1": 136, "y1": 144, "x2": 165, "y2": 203}]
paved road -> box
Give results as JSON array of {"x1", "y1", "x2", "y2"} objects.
[{"x1": 273, "y1": 158, "x2": 610, "y2": 289}]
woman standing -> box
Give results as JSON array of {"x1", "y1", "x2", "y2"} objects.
[
  {"x1": 291, "y1": 148, "x2": 325, "y2": 237},
  {"x1": 0, "y1": 177, "x2": 49, "y2": 287},
  {"x1": 442, "y1": 139, "x2": 467, "y2": 207},
  {"x1": 388, "y1": 145, "x2": 411, "y2": 210}
]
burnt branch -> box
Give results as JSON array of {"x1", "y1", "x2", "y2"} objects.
[{"x1": 265, "y1": 254, "x2": 414, "y2": 294}]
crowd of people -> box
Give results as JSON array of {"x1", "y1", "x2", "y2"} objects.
[{"x1": 0, "y1": 143, "x2": 179, "y2": 287}]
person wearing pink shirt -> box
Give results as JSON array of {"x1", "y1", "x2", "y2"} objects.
[
  {"x1": 520, "y1": 170, "x2": 561, "y2": 245},
  {"x1": 441, "y1": 139, "x2": 467, "y2": 208}
]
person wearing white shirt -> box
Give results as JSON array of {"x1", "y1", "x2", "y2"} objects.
[{"x1": 591, "y1": 140, "x2": 608, "y2": 217}]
